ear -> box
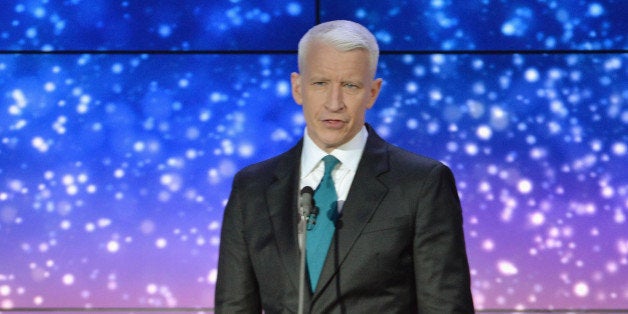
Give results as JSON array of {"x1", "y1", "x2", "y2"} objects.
[
  {"x1": 290, "y1": 72, "x2": 303, "y2": 105},
  {"x1": 366, "y1": 78, "x2": 383, "y2": 109}
]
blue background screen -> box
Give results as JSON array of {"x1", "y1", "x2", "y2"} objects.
[{"x1": 0, "y1": 0, "x2": 626, "y2": 311}]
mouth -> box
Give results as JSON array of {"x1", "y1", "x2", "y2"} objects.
[{"x1": 321, "y1": 119, "x2": 346, "y2": 129}]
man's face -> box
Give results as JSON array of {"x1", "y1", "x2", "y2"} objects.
[{"x1": 291, "y1": 41, "x2": 382, "y2": 153}]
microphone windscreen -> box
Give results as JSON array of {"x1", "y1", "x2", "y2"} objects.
[
  {"x1": 299, "y1": 186, "x2": 314, "y2": 216},
  {"x1": 300, "y1": 186, "x2": 314, "y2": 195}
]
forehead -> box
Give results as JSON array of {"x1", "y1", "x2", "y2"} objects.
[{"x1": 302, "y1": 42, "x2": 371, "y2": 76}]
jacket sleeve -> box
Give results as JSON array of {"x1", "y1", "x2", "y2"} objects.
[
  {"x1": 214, "y1": 175, "x2": 263, "y2": 313},
  {"x1": 413, "y1": 163, "x2": 475, "y2": 313}
]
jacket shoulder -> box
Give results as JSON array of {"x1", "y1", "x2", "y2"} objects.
[
  {"x1": 232, "y1": 142, "x2": 301, "y2": 185},
  {"x1": 365, "y1": 124, "x2": 447, "y2": 174},
  {"x1": 385, "y1": 142, "x2": 448, "y2": 173}
]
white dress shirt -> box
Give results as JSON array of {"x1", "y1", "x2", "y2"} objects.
[{"x1": 299, "y1": 126, "x2": 368, "y2": 213}]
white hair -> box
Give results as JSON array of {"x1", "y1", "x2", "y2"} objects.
[{"x1": 297, "y1": 20, "x2": 380, "y2": 76}]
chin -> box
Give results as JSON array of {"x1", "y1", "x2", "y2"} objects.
[{"x1": 321, "y1": 138, "x2": 347, "y2": 150}]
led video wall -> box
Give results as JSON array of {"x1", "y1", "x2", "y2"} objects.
[{"x1": 0, "y1": 0, "x2": 626, "y2": 312}]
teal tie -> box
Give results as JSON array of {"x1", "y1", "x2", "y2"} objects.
[{"x1": 306, "y1": 155, "x2": 340, "y2": 292}]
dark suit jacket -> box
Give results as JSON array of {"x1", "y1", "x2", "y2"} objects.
[{"x1": 215, "y1": 125, "x2": 474, "y2": 313}]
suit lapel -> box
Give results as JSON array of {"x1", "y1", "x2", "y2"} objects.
[
  {"x1": 265, "y1": 142, "x2": 304, "y2": 294},
  {"x1": 314, "y1": 127, "x2": 390, "y2": 295}
]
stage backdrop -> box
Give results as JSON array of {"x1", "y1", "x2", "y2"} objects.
[{"x1": 0, "y1": 0, "x2": 626, "y2": 312}]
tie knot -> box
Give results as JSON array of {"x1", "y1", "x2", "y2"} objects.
[{"x1": 322, "y1": 155, "x2": 339, "y2": 176}]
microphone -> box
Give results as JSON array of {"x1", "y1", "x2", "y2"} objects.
[
  {"x1": 299, "y1": 186, "x2": 314, "y2": 219},
  {"x1": 300, "y1": 186, "x2": 318, "y2": 228},
  {"x1": 298, "y1": 186, "x2": 314, "y2": 314}
]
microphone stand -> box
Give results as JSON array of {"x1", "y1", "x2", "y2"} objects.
[
  {"x1": 298, "y1": 186, "x2": 314, "y2": 314},
  {"x1": 297, "y1": 211, "x2": 308, "y2": 314}
]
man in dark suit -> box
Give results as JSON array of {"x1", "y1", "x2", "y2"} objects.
[{"x1": 215, "y1": 20, "x2": 474, "y2": 313}]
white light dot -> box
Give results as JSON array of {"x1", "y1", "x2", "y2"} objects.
[
  {"x1": 33, "y1": 295, "x2": 44, "y2": 305},
  {"x1": 85, "y1": 222, "x2": 95, "y2": 232},
  {"x1": 0, "y1": 285, "x2": 10, "y2": 296},
  {"x1": 614, "y1": 209, "x2": 626, "y2": 224},
  {"x1": 601, "y1": 185, "x2": 614, "y2": 198},
  {"x1": 476, "y1": 125, "x2": 493, "y2": 140},
  {"x1": 98, "y1": 218, "x2": 112, "y2": 228},
  {"x1": 286, "y1": 2, "x2": 302, "y2": 16},
  {"x1": 478, "y1": 181, "x2": 491, "y2": 193},
  {"x1": 530, "y1": 147, "x2": 546, "y2": 159},
  {"x1": 617, "y1": 239, "x2": 628, "y2": 255},
  {"x1": 60, "y1": 220, "x2": 71, "y2": 230},
  {"x1": 62, "y1": 274, "x2": 75, "y2": 285},
  {"x1": 238, "y1": 143, "x2": 255, "y2": 158},
  {"x1": 86, "y1": 185, "x2": 97, "y2": 193},
  {"x1": 134, "y1": 141, "x2": 145, "y2": 152},
  {"x1": 66, "y1": 185, "x2": 78, "y2": 195},
  {"x1": 147, "y1": 283, "x2": 158, "y2": 294},
  {"x1": 140, "y1": 220, "x2": 156, "y2": 235},
  {"x1": 529, "y1": 212, "x2": 545, "y2": 226},
  {"x1": 276, "y1": 81, "x2": 290, "y2": 96},
  {"x1": 606, "y1": 261, "x2": 618, "y2": 274},
  {"x1": 61, "y1": 175, "x2": 73, "y2": 185},
  {"x1": 524, "y1": 68, "x2": 540, "y2": 82},
  {"x1": 155, "y1": 238, "x2": 167, "y2": 249},
  {"x1": 31, "y1": 137, "x2": 50, "y2": 153},
  {"x1": 178, "y1": 78, "x2": 189, "y2": 88},
  {"x1": 482, "y1": 239, "x2": 495, "y2": 251},
  {"x1": 429, "y1": 89, "x2": 442, "y2": 101},
  {"x1": 38, "y1": 243, "x2": 49, "y2": 253},
  {"x1": 158, "y1": 24, "x2": 172, "y2": 37},
  {"x1": 573, "y1": 282, "x2": 589, "y2": 297},
  {"x1": 111, "y1": 63, "x2": 124, "y2": 73},
  {"x1": 2, "y1": 299, "x2": 14, "y2": 309},
  {"x1": 107, "y1": 241, "x2": 120, "y2": 253},
  {"x1": 446, "y1": 141, "x2": 459, "y2": 153},
  {"x1": 208, "y1": 269, "x2": 218, "y2": 284},
  {"x1": 44, "y1": 82, "x2": 56, "y2": 92},
  {"x1": 26, "y1": 27, "x2": 37, "y2": 38},
  {"x1": 465, "y1": 143, "x2": 479, "y2": 156},
  {"x1": 502, "y1": 22, "x2": 515, "y2": 35},
  {"x1": 588, "y1": 3, "x2": 604, "y2": 17},
  {"x1": 406, "y1": 81, "x2": 418, "y2": 93},
  {"x1": 114, "y1": 169, "x2": 125, "y2": 178},
  {"x1": 497, "y1": 260, "x2": 518, "y2": 276},
  {"x1": 612, "y1": 142, "x2": 626, "y2": 156},
  {"x1": 518, "y1": 179, "x2": 533, "y2": 194}
]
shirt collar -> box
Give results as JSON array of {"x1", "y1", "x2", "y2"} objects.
[{"x1": 300, "y1": 125, "x2": 368, "y2": 178}]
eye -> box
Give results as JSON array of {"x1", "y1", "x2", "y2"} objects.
[
  {"x1": 343, "y1": 83, "x2": 361, "y2": 92},
  {"x1": 343, "y1": 82, "x2": 359, "y2": 89},
  {"x1": 312, "y1": 81, "x2": 327, "y2": 86}
]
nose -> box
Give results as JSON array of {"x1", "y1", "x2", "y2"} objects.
[{"x1": 326, "y1": 83, "x2": 345, "y2": 111}]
